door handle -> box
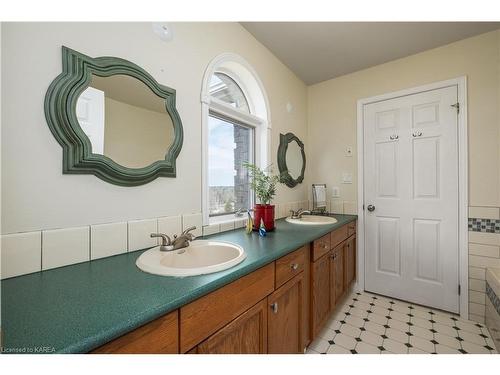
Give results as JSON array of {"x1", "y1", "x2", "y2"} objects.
[
  {"x1": 270, "y1": 302, "x2": 278, "y2": 314},
  {"x1": 367, "y1": 205, "x2": 375, "y2": 212}
]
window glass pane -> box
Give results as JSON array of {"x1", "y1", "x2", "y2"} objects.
[
  {"x1": 209, "y1": 72, "x2": 250, "y2": 113},
  {"x1": 208, "y1": 114, "x2": 253, "y2": 216}
]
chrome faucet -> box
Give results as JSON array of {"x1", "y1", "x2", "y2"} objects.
[
  {"x1": 150, "y1": 226, "x2": 197, "y2": 252},
  {"x1": 290, "y1": 208, "x2": 311, "y2": 219},
  {"x1": 171, "y1": 226, "x2": 197, "y2": 250},
  {"x1": 150, "y1": 233, "x2": 173, "y2": 252}
]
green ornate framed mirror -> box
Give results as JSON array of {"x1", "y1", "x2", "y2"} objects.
[
  {"x1": 44, "y1": 46, "x2": 183, "y2": 186},
  {"x1": 277, "y1": 132, "x2": 306, "y2": 188}
]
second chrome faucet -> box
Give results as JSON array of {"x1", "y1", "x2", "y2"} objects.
[{"x1": 150, "y1": 226, "x2": 197, "y2": 252}]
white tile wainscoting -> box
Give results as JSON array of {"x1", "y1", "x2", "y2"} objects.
[
  {"x1": 1, "y1": 213, "x2": 206, "y2": 279},
  {"x1": 468, "y1": 206, "x2": 500, "y2": 324},
  {"x1": 0, "y1": 200, "x2": 312, "y2": 280},
  {"x1": 307, "y1": 290, "x2": 498, "y2": 354}
]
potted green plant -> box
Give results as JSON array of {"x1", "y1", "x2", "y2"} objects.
[{"x1": 243, "y1": 162, "x2": 281, "y2": 231}]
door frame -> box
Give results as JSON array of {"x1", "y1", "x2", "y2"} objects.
[{"x1": 355, "y1": 77, "x2": 468, "y2": 319}]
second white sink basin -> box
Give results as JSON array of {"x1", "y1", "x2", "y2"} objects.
[
  {"x1": 286, "y1": 215, "x2": 338, "y2": 225},
  {"x1": 136, "y1": 240, "x2": 246, "y2": 277}
]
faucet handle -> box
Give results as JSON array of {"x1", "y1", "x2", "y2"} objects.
[
  {"x1": 182, "y1": 226, "x2": 197, "y2": 235},
  {"x1": 150, "y1": 233, "x2": 172, "y2": 246}
]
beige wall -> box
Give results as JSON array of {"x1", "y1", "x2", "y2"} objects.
[
  {"x1": 307, "y1": 29, "x2": 500, "y2": 209},
  {"x1": 103, "y1": 97, "x2": 174, "y2": 169},
  {"x1": 1, "y1": 22, "x2": 308, "y2": 234}
]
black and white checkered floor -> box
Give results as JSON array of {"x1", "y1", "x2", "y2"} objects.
[{"x1": 306, "y1": 290, "x2": 498, "y2": 354}]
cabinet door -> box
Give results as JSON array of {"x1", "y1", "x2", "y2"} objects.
[
  {"x1": 311, "y1": 254, "x2": 331, "y2": 338},
  {"x1": 329, "y1": 251, "x2": 337, "y2": 311},
  {"x1": 267, "y1": 273, "x2": 304, "y2": 353},
  {"x1": 196, "y1": 299, "x2": 268, "y2": 354},
  {"x1": 345, "y1": 236, "x2": 356, "y2": 286},
  {"x1": 334, "y1": 247, "x2": 345, "y2": 304}
]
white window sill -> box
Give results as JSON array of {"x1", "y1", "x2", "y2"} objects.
[{"x1": 208, "y1": 214, "x2": 246, "y2": 226}]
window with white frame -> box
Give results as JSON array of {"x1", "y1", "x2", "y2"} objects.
[{"x1": 202, "y1": 54, "x2": 270, "y2": 225}]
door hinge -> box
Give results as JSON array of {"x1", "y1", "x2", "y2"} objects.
[
  {"x1": 451, "y1": 102, "x2": 460, "y2": 114},
  {"x1": 458, "y1": 284, "x2": 461, "y2": 296}
]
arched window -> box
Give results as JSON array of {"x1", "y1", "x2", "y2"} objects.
[{"x1": 201, "y1": 53, "x2": 270, "y2": 225}]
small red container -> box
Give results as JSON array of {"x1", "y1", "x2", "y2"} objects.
[{"x1": 252, "y1": 204, "x2": 275, "y2": 231}]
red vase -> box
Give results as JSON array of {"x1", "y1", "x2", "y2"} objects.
[{"x1": 253, "y1": 204, "x2": 275, "y2": 231}]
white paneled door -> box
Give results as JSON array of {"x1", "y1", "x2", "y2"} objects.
[{"x1": 363, "y1": 86, "x2": 459, "y2": 313}]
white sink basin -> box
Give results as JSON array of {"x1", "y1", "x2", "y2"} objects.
[
  {"x1": 136, "y1": 240, "x2": 246, "y2": 277},
  {"x1": 285, "y1": 215, "x2": 338, "y2": 225}
]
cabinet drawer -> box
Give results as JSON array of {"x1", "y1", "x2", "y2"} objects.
[
  {"x1": 347, "y1": 221, "x2": 356, "y2": 236},
  {"x1": 312, "y1": 234, "x2": 331, "y2": 261},
  {"x1": 180, "y1": 263, "x2": 275, "y2": 353},
  {"x1": 275, "y1": 246, "x2": 306, "y2": 288},
  {"x1": 92, "y1": 310, "x2": 179, "y2": 354},
  {"x1": 330, "y1": 226, "x2": 348, "y2": 249}
]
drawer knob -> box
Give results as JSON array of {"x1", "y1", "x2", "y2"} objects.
[
  {"x1": 291, "y1": 263, "x2": 299, "y2": 270},
  {"x1": 323, "y1": 244, "x2": 328, "y2": 249},
  {"x1": 270, "y1": 302, "x2": 279, "y2": 314}
]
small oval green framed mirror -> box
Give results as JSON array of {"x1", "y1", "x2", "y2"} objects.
[
  {"x1": 44, "y1": 46, "x2": 183, "y2": 186},
  {"x1": 277, "y1": 132, "x2": 306, "y2": 188}
]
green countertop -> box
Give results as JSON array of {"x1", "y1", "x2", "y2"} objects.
[{"x1": 1, "y1": 215, "x2": 356, "y2": 354}]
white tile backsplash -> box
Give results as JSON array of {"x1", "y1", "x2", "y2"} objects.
[
  {"x1": 469, "y1": 266, "x2": 486, "y2": 280},
  {"x1": 331, "y1": 200, "x2": 343, "y2": 214},
  {"x1": 3, "y1": 201, "x2": 318, "y2": 278},
  {"x1": 469, "y1": 255, "x2": 500, "y2": 268},
  {"x1": 42, "y1": 227, "x2": 89, "y2": 270},
  {"x1": 279, "y1": 204, "x2": 288, "y2": 218},
  {"x1": 469, "y1": 243, "x2": 500, "y2": 258},
  {"x1": 1, "y1": 231, "x2": 41, "y2": 279},
  {"x1": 469, "y1": 279, "x2": 486, "y2": 292},
  {"x1": 158, "y1": 215, "x2": 182, "y2": 237},
  {"x1": 182, "y1": 213, "x2": 203, "y2": 237},
  {"x1": 469, "y1": 231, "x2": 500, "y2": 246},
  {"x1": 128, "y1": 219, "x2": 157, "y2": 252},
  {"x1": 220, "y1": 221, "x2": 235, "y2": 232},
  {"x1": 234, "y1": 218, "x2": 246, "y2": 228},
  {"x1": 469, "y1": 302, "x2": 486, "y2": 316},
  {"x1": 343, "y1": 201, "x2": 357, "y2": 215},
  {"x1": 91, "y1": 222, "x2": 127, "y2": 260},
  {"x1": 468, "y1": 206, "x2": 500, "y2": 220},
  {"x1": 202, "y1": 224, "x2": 220, "y2": 236},
  {"x1": 469, "y1": 290, "x2": 486, "y2": 304}
]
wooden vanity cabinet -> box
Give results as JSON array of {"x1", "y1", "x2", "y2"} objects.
[
  {"x1": 180, "y1": 263, "x2": 274, "y2": 353},
  {"x1": 90, "y1": 221, "x2": 356, "y2": 354},
  {"x1": 187, "y1": 247, "x2": 307, "y2": 354},
  {"x1": 310, "y1": 222, "x2": 357, "y2": 340}
]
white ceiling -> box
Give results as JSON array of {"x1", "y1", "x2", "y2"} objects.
[{"x1": 241, "y1": 22, "x2": 500, "y2": 85}]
